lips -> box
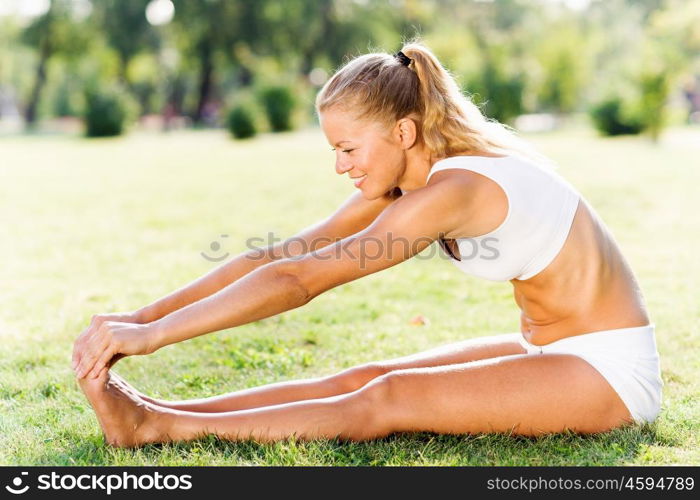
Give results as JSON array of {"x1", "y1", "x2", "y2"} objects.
[{"x1": 352, "y1": 174, "x2": 367, "y2": 187}]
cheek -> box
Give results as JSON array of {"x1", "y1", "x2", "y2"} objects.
[
  {"x1": 354, "y1": 150, "x2": 372, "y2": 169},
  {"x1": 376, "y1": 146, "x2": 402, "y2": 172},
  {"x1": 365, "y1": 142, "x2": 396, "y2": 166}
]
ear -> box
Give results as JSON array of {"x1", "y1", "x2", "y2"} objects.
[{"x1": 394, "y1": 117, "x2": 418, "y2": 150}]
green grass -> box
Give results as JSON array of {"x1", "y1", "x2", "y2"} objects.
[{"x1": 0, "y1": 124, "x2": 698, "y2": 465}]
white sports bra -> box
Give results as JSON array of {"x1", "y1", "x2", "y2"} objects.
[{"x1": 401, "y1": 155, "x2": 581, "y2": 282}]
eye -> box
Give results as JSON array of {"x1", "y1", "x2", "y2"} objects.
[{"x1": 330, "y1": 148, "x2": 355, "y2": 153}]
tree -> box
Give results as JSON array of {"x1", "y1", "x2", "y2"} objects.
[
  {"x1": 533, "y1": 21, "x2": 591, "y2": 114},
  {"x1": 91, "y1": 0, "x2": 158, "y2": 83},
  {"x1": 21, "y1": 0, "x2": 90, "y2": 128},
  {"x1": 171, "y1": 0, "x2": 246, "y2": 125}
]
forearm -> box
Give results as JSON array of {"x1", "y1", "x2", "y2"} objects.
[
  {"x1": 149, "y1": 262, "x2": 310, "y2": 349},
  {"x1": 135, "y1": 248, "x2": 280, "y2": 323}
]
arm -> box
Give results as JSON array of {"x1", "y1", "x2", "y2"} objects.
[
  {"x1": 73, "y1": 189, "x2": 400, "y2": 377},
  {"x1": 147, "y1": 180, "x2": 464, "y2": 349},
  {"x1": 134, "y1": 189, "x2": 400, "y2": 323},
  {"x1": 74, "y1": 183, "x2": 467, "y2": 378}
]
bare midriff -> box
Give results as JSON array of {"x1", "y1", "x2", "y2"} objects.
[
  {"x1": 509, "y1": 197, "x2": 650, "y2": 345},
  {"x1": 420, "y1": 155, "x2": 650, "y2": 346}
]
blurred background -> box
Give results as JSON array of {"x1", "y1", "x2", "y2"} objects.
[
  {"x1": 0, "y1": 0, "x2": 698, "y2": 140},
  {"x1": 2, "y1": 0, "x2": 700, "y2": 465}
]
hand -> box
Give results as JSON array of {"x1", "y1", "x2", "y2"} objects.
[
  {"x1": 72, "y1": 320, "x2": 159, "y2": 379},
  {"x1": 72, "y1": 311, "x2": 144, "y2": 372}
]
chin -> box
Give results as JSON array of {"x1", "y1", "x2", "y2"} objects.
[
  {"x1": 360, "y1": 186, "x2": 381, "y2": 200},
  {"x1": 360, "y1": 190, "x2": 375, "y2": 200}
]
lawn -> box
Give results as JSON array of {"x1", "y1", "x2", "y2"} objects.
[{"x1": 0, "y1": 124, "x2": 698, "y2": 465}]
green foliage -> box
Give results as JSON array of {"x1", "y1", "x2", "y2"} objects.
[
  {"x1": 226, "y1": 104, "x2": 257, "y2": 139},
  {"x1": 126, "y1": 53, "x2": 165, "y2": 115},
  {"x1": 536, "y1": 46, "x2": 583, "y2": 113},
  {"x1": 589, "y1": 96, "x2": 644, "y2": 136},
  {"x1": 18, "y1": 0, "x2": 92, "y2": 126},
  {"x1": 533, "y1": 21, "x2": 591, "y2": 114},
  {"x1": 589, "y1": 65, "x2": 673, "y2": 140},
  {"x1": 637, "y1": 69, "x2": 672, "y2": 142},
  {"x1": 83, "y1": 85, "x2": 135, "y2": 137},
  {"x1": 52, "y1": 73, "x2": 83, "y2": 117},
  {"x1": 20, "y1": 0, "x2": 91, "y2": 59},
  {"x1": 92, "y1": 0, "x2": 158, "y2": 77},
  {"x1": 468, "y1": 59, "x2": 525, "y2": 125},
  {"x1": 1, "y1": 0, "x2": 697, "y2": 135},
  {"x1": 258, "y1": 85, "x2": 296, "y2": 132}
]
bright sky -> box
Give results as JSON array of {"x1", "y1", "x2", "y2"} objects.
[
  {"x1": 0, "y1": 0, "x2": 51, "y2": 18},
  {"x1": 547, "y1": 0, "x2": 592, "y2": 11},
  {"x1": 0, "y1": 0, "x2": 175, "y2": 22}
]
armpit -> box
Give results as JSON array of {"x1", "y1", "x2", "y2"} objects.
[{"x1": 387, "y1": 186, "x2": 403, "y2": 200}]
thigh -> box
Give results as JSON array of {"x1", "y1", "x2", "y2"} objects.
[
  {"x1": 371, "y1": 353, "x2": 634, "y2": 436},
  {"x1": 327, "y1": 333, "x2": 527, "y2": 395},
  {"x1": 373, "y1": 332, "x2": 527, "y2": 373}
]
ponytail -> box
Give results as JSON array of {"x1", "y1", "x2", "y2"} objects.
[{"x1": 316, "y1": 40, "x2": 554, "y2": 168}]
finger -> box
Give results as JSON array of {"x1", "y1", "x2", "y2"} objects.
[
  {"x1": 72, "y1": 323, "x2": 98, "y2": 370},
  {"x1": 95, "y1": 366, "x2": 108, "y2": 382},
  {"x1": 76, "y1": 335, "x2": 109, "y2": 379},
  {"x1": 73, "y1": 332, "x2": 93, "y2": 372},
  {"x1": 72, "y1": 337, "x2": 89, "y2": 370},
  {"x1": 72, "y1": 330, "x2": 89, "y2": 370},
  {"x1": 76, "y1": 351, "x2": 97, "y2": 379},
  {"x1": 89, "y1": 346, "x2": 116, "y2": 379},
  {"x1": 76, "y1": 321, "x2": 127, "y2": 377},
  {"x1": 72, "y1": 338, "x2": 87, "y2": 371}
]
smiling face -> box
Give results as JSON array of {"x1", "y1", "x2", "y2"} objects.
[{"x1": 319, "y1": 107, "x2": 409, "y2": 199}]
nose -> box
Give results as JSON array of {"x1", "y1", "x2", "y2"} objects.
[{"x1": 335, "y1": 156, "x2": 352, "y2": 176}]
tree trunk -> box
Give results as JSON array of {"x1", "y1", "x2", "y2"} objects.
[
  {"x1": 118, "y1": 53, "x2": 130, "y2": 86},
  {"x1": 299, "y1": 0, "x2": 334, "y2": 77},
  {"x1": 25, "y1": 40, "x2": 51, "y2": 128},
  {"x1": 193, "y1": 40, "x2": 214, "y2": 125},
  {"x1": 162, "y1": 74, "x2": 186, "y2": 131},
  {"x1": 237, "y1": 64, "x2": 253, "y2": 87}
]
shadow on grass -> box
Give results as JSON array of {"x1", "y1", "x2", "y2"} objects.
[{"x1": 35, "y1": 423, "x2": 667, "y2": 466}]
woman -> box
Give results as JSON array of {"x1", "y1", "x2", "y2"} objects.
[{"x1": 72, "y1": 43, "x2": 662, "y2": 448}]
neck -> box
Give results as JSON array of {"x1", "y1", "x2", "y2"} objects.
[{"x1": 397, "y1": 143, "x2": 440, "y2": 193}]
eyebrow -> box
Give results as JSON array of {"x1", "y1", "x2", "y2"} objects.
[{"x1": 333, "y1": 140, "x2": 351, "y2": 147}]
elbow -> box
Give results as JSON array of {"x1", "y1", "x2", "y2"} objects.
[{"x1": 272, "y1": 261, "x2": 314, "y2": 305}]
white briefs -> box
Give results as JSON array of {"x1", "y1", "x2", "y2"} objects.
[{"x1": 517, "y1": 324, "x2": 663, "y2": 425}]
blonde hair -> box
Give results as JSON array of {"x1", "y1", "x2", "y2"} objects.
[{"x1": 315, "y1": 40, "x2": 555, "y2": 168}]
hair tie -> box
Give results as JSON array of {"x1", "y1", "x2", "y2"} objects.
[{"x1": 395, "y1": 51, "x2": 412, "y2": 67}]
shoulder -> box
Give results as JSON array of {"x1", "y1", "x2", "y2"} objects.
[
  {"x1": 384, "y1": 170, "x2": 477, "y2": 238},
  {"x1": 422, "y1": 160, "x2": 509, "y2": 238},
  {"x1": 428, "y1": 154, "x2": 523, "y2": 194},
  {"x1": 425, "y1": 161, "x2": 489, "y2": 208}
]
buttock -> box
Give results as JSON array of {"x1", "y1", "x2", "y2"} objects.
[{"x1": 517, "y1": 323, "x2": 663, "y2": 425}]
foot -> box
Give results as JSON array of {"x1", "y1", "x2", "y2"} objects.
[
  {"x1": 110, "y1": 371, "x2": 196, "y2": 412},
  {"x1": 108, "y1": 371, "x2": 162, "y2": 407},
  {"x1": 77, "y1": 370, "x2": 175, "y2": 448}
]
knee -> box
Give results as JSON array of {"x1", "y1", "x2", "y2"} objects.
[
  {"x1": 325, "y1": 363, "x2": 388, "y2": 395},
  {"x1": 338, "y1": 372, "x2": 404, "y2": 441}
]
